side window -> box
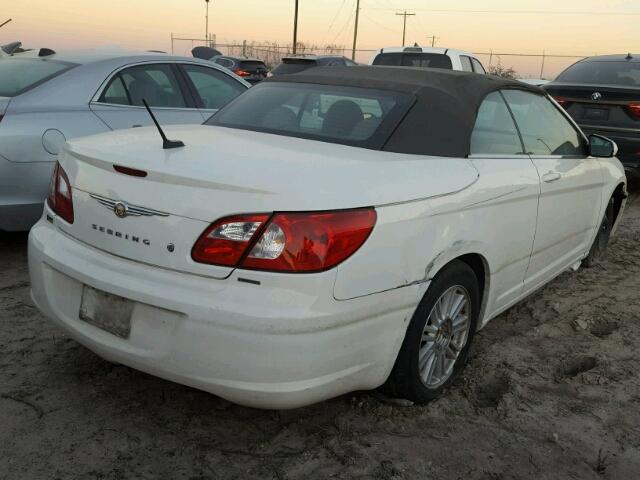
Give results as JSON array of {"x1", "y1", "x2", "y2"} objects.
[
  {"x1": 471, "y1": 58, "x2": 486, "y2": 74},
  {"x1": 470, "y1": 91, "x2": 524, "y2": 155},
  {"x1": 118, "y1": 64, "x2": 187, "y2": 108},
  {"x1": 99, "y1": 74, "x2": 130, "y2": 105},
  {"x1": 181, "y1": 65, "x2": 247, "y2": 110},
  {"x1": 460, "y1": 56, "x2": 474, "y2": 72},
  {"x1": 502, "y1": 90, "x2": 586, "y2": 156}
]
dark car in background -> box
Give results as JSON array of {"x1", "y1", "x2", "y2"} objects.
[
  {"x1": 545, "y1": 54, "x2": 640, "y2": 170},
  {"x1": 270, "y1": 55, "x2": 358, "y2": 76},
  {"x1": 211, "y1": 55, "x2": 269, "y2": 84}
]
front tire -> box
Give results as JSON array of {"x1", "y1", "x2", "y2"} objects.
[{"x1": 384, "y1": 260, "x2": 480, "y2": 404}]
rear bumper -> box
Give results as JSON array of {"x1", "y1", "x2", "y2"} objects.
[{"x1": 28, "y1": 220, "x2": 419, "y2": 409}]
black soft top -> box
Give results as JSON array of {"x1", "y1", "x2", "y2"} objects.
[{"x1": 268, "y1": 65, "x2": 545, "y2": 157}]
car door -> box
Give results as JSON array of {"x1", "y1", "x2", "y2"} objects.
[
  {"x1": 178, "y1": 64, "x2": 248, "y2": 120},
  {"x1": 502, "y1": 90, "x2": 604, "y2": 291},
  {"x1": 467, "y1": 91, "x2": 540, "y2": 311},
  {"x1": 90, "y1": 63, "x2": 204, "y2": 129}
]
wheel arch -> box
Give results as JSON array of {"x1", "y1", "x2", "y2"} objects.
[
  {"x1": 426, "y1": 249, "x2": 490, "y2": 331},
  {"x1": 610, "y1": 182, "x2": 627, "y2": 234}
]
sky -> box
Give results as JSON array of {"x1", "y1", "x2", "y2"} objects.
[{"x1": 3, "y1": 0, "x2": 640, "y2": 78}]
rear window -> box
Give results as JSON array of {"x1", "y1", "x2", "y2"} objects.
[
  {"x1": 557, "y1": 61, "x2": 640, "y2": 86},
  {"x1": 372, "y1": 53, "x2": 453, "y2": 69},
  {"x1": 206, "y1": 82, "x2": 414, "y2": 149},
  {"x1": 239, "y1": 61, "x2": 267, "y2": 72},
  {"x1": 0, "y1": 58, "x2": 75, "y2": 97},
  {"x1": 272, "y1": 60, "x2": 316, "y2": 75}
]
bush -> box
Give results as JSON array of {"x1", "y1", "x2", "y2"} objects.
[{"x1": 487, "y1": 62, "x2": 517, "y2": 79}]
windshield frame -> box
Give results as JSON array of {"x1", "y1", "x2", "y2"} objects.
[
  {"x1": 0, "y1": 58, "x2": 78, "y2": 97},
  {"x1": 205, "y1": 81, "x2": 416, "y2": 150}
]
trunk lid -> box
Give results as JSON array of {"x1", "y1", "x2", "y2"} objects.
[
  {"x1": 58, "y1": 125, "x2": 478, "y2": 277},
  {"x1": 545, "y1": 83, "x2": 640, "y2": 130}
]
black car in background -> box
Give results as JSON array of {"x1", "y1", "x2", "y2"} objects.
[
  {"x1": 211, "y1": 56, "x2": 269, "y2": 84},
  {"x1": 545, "y1": 54, "x2": 640, "y2": 170},
  {"x1": 271, "y1": 55, "x2": 358, "y2": 76}
]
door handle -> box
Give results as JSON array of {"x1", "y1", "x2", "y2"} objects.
[
  {"x1": 542, "y1": 172, "x2": 561, "y2": 183},
  {"x1": 131, "y1": 124, "x2": 143, "y2": 128}
]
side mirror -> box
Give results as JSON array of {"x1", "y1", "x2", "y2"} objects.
[{"x1": 589, "y1": 134, "x2": 618, "y2": 158}]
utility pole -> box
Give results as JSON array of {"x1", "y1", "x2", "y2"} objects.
[
  {"x1": 205, "y1": 0, "x2": 210, "y2": 46},
  {"x1": 0, "y1": 18, "x2": 12, "y2": 29},
  {"x1": 395, "y1": 11, "x2": 416, "y2": 47},
  {"x1": 351, "y1": 0, "x2": 360, "y2": 61},
  {"x1": 426, "y1": 35, "x2": 439, "y2": 47},
  {"x1": 292, "y1": 0, "x2": 299, "y2": 54}
]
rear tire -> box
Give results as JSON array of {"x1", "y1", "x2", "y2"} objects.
[
  {"x1": 383, "y1": 260, "x2": 480, "y2": 404},
  {"x1": 584, "y1": 198, "x2": 614, "y2": 268}
]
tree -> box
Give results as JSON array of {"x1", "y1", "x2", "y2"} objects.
[{"x1": 488, "y1": 61, "x2": 517, "y2": 80}]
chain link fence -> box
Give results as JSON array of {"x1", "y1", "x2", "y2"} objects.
[{"x1": 171, "y1": 35, "x2": 587, "y2": 79}]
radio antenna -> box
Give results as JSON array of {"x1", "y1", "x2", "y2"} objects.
[{"x1": 142, "y1": 99, "x2": 185, "y2": 149}]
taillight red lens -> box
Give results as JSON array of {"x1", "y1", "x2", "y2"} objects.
[
  {"x1": 552, "y1": 96, "x2": 570, "y2": 108},
  {"x1": 192, "y1": 214, "x2": 270, "y2": 266},
  {"x1": 234, "y1": 68, "x2": 251, "y2": 77},
  {"x1": 627, "y1": 102, "x2": 640, "y2": 119},
  {"x1": 242, "y1": 210, "x2": 376, "y2": 272},
  {"x1": 191, "y1": 209, "x2": 376, "y2": 273},
  {"x1": 46, "y1": 162, "x2": 74, "y2": 224}
]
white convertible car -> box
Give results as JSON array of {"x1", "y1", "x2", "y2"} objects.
[{"x1": 29, "y1": 67, "x2": 627, "y2": 409}]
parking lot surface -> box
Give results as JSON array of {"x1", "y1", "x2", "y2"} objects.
[{"x1": 1, "y1": 179, "x2": 639, "y2": 480}]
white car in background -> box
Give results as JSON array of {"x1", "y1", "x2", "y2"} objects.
[
  {"x1": 370, "y1": 46, "x2": 486, "y2": 73},
  {"x1": 0, "y1": 49, "x2": 249, "y2": 231},
  {"x1": 29, "y1": 66, "x2": 626, "y2": 409}
]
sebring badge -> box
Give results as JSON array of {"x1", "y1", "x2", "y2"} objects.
[
  {"x1": 591, "y1": 92, "x2": 602, "y2": 101},
  {"x1": 90, "y1": 193, "x2": 169, "y2": 218}
]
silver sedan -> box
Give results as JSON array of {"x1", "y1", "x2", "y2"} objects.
[{"x1": 0, "y1": 49, "x2": 249, "y2": 231}]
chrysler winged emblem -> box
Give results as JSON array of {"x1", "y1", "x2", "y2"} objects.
[
  {"x1": 591, "y1": 92, "x2": 602, "y2": 101},
  {"x1": 113, "y1": 202, "x2": 128, "y2": 218},
  {"x1": 90, "y1": 194, "x2": 169, "y2": 218}
]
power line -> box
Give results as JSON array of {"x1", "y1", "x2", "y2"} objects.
[
  {"x1": 331, "y1": 5, "x2": 355, "y2": 45},
  {"x1": 360, "y1": 11, "x2": 400, "y2": 33},
  {"x1": 327, "y1": 0, "x2": 348, "y2": 34},
  {"x1": 364, "y1": 7, "x2": 640, "y2": 16}
]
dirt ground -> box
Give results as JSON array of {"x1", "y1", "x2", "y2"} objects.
[{"x1": 1, "y1": 180, "x2": 639, "y2": 480}]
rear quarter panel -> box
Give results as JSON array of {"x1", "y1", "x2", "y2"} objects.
[{"x1": 334, "y1": 156, "x2": 541, "y2": 329}]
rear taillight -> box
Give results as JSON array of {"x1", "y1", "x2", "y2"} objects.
[
  {"x1": 552, "y1": 96, "x2": 570, "y2": 108},
  {"x1": 626, "y1": 102, "x2": 640, "y2": 119},
  {"x1": 234, "y1": 68, "x2": 251, "y2": 77},
  {"x1": 192, "y1": 209, "x2": 376, "y2": 273},
  {"x1": 46, "y1": 162, "x2": 74, "y2": 224},
  {"x1": 192, "y1": 214, "x2": 270, "y2": 267}
]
